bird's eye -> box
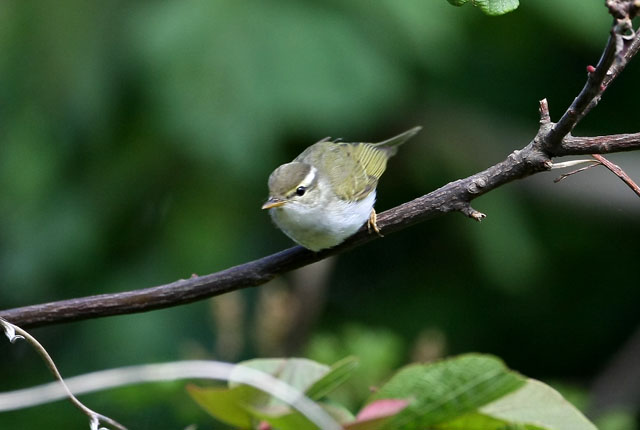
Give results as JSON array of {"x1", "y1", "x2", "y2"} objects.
[{"x1": 296, "y1": 186, "x2": 306, "y2": 196}]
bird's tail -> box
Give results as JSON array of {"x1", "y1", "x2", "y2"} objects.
[{"x1": 373, "y1": 126, "x2": 422, "y2": 156}]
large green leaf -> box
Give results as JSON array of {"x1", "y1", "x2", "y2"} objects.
[
  {"x1": 480, "y1": 379, "x2": 598, "y2": 430},
  {"x1": 186, "y1": 384, "x2": 257, "y2": 428},
  {"x1": 434, "y1": 412, "x2": 545, "y2": 429},
  {"x1": 245, "y1": 404, "x2": 319, "y2": 430},
  {"x1": 247, "y1": 402, "x2": 355, "y2": 430},
  {"x1": 370, "y1": 354, "x2": 526, "y2": 429},
  {"x1": 446, "y1": 0, "x2": 519, "y2": 16}
]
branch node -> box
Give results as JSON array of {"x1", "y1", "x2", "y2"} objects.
[
  {"x1": 460, "y1": 205, "x2": 486, "y2": 222},
  {"x1": 466, "y1": 177, "x2": 487, "y2": 194},
  {"x1": 607, "y1": 0, "x2": 639, "y2": 20}
]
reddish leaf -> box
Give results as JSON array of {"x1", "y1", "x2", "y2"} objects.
[{"x1": 356, "y1": 399, "x2": 409, "y2": 421}]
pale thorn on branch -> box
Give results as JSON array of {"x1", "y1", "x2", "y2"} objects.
[{"x1": 549, "y1": 159, "x2": 601, "y2": 169}]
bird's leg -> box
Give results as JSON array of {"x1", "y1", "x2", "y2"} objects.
[{"x1": 367, "y1": 208, "x2": 383, "y2": 237}]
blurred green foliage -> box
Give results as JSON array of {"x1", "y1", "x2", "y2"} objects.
[
  {"x1": 186, "y1": 354, "x2": 596, "y2": 430},
  {"x1": 307, "y1": 325, "x2": 404, "y2": 411},
  {"x1": 1, "y1": 0, "x2": 639, "y2": 428}
]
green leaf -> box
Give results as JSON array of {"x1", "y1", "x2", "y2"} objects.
[
  {"x1": 306, "y1": 356, "x2": 359, "y2": 400},
  {"x1": 480, "y1": 379, "x2": 598, "y2": 430},
  {"x1": 370, "y1": 354, "x2": 526, "y2": 429},
  {"x1": 246, "y1": 404, "x2": 319, "y2": 430},
  {"x1": 446, "y1": 0, "x2": 519, "y2": 16},
  {"x1": 247, "y1": 402, "x2": 356, "y2": 430},
  {"x1": 189, "y1": 358, "x2": 357, "y2": 428},
  {"x1": 434, "y1": 412, "x2": 545, "y2": 429},
  {"x1": 323, "y1": 402, "x2": 358, "y2": 424},
  {"x1": 186, "y1": 384, "x2": 257, "y2": 428}
]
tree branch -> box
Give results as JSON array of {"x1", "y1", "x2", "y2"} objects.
[
  {"x1": 548, "y1": 1, "x2": 640, "y2": 146},
  {"x1": 2, "y1": 2, "x2": 640, "y2": 329},
  {"x1": 557, "y1": 132, "x2": 640, "y2": 155}
]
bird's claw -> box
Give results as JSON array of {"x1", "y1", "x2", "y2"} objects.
[{"x1": 367, "y1": 209, "x2": 383, "y2": 237}]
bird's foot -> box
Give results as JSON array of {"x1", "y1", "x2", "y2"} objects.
[{"x1": 367, "y1": 209, "x2": 383, "y2": 237}]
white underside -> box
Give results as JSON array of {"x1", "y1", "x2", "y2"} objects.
[{"x1": 269, "y1": 191, "x2": 376, "y2": 251}]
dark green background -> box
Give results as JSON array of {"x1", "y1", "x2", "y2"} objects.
[{"x1": 1, "y1": 1, "x2": 638, "y2": 428}]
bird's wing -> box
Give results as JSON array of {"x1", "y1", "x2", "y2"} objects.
[{"x1": 298, "y1": 142, "x2": 389, "y2": 202}]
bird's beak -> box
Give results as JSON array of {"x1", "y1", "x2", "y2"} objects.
[{"x1": 261, "y1": 198, "x2": 285, "y2": 210}]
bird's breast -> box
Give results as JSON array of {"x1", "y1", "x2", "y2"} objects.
[{"x1": 269, "y1": 191, "x2": 376, "y2": 251}]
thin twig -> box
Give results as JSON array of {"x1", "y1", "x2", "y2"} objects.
[
  {"x1": 554, "y1": 162, "x2": 602, "y2": 183},
  {"x1": 547, "y1": 3, "x2": 640, "y2": 147},
  {"x1": 592, "y1": 154, "x2": 640, "y2": 197},
  {"x1": 546, "y1": 25, "x2": 617, "y2": 144},
  {"x1": 0, "y1": 318, "x2": 127, "y2": 430}
]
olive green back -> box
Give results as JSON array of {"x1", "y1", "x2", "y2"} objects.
[
  {"x1": 294, "y1": 141, "x2": 388, "y2": 201},
  {"x1": 294, "y1": 126, "x2": 421, "y2": 202}
]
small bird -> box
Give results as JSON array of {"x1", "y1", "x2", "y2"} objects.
[{"x1": 262, "y1": 126, "x2": 422, "y2": 251}]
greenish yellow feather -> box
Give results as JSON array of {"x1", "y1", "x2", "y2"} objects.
[
  {"x1": 294, "y1": 141, "x2": 386, "y2": 201},
  {"x1": 294, "y1": 126, "x2": 421, "y2": 202}
]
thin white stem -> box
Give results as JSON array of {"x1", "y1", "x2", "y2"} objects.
[
  {"x1": 1, "y1": 318, "x2": 126, "y2": 430},
  {"x1": 1, "y1": 318, "x2": 341, "y2": 430}
]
